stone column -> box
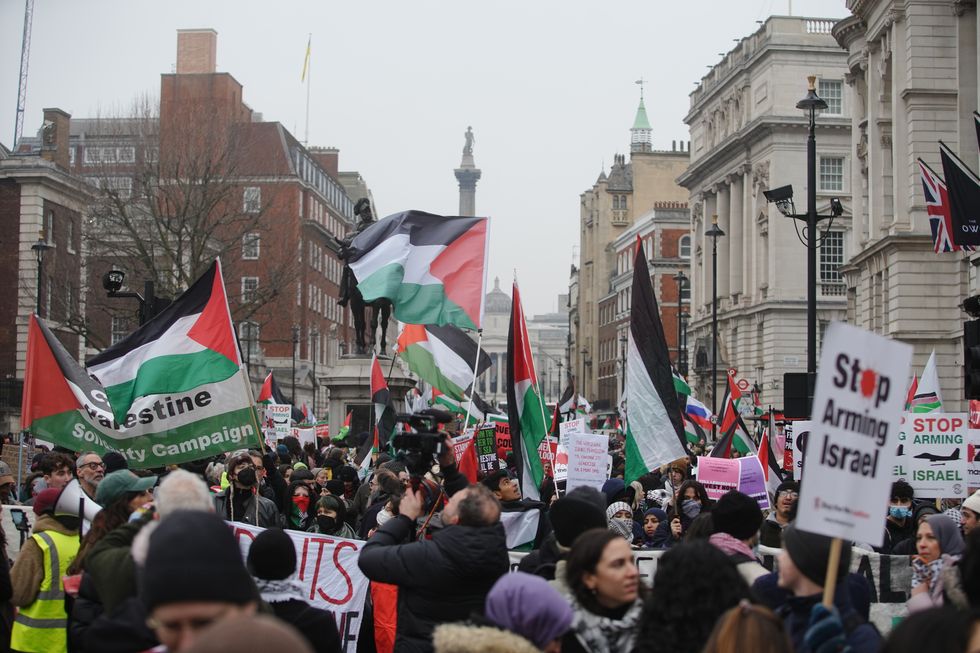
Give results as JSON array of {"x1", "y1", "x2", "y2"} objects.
[
  {"x1": 703, "y1": 192, "x2": 716, "y2": 310},
  {"x1": 728, "y1": 172, "x2": 744, "y2": 297},
  {"x1": 715, "y1": 182, "x2": 731, "y2": 298}
]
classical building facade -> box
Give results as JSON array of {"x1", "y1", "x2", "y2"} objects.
[
  {"x1": 573, "y1": 95, "x2": 690, "y2": 408},
  {"x1": 678, "y1": 16, "x2": 852, "y2": 412},
  {"x1": 833, "y1": 0, "x2": 978, "y2": 412}
]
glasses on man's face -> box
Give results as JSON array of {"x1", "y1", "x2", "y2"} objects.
[{"x1": 79, "y1": 462, "x2": 105, "y2": 471}]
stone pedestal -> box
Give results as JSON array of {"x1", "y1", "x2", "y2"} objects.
[{"x1": 324, "y1": 355, "x2": 416, "y2": 440}]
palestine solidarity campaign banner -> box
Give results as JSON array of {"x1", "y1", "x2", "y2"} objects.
[{"x1": 22, "y1": 260, "x2": 260, "y2": 468}]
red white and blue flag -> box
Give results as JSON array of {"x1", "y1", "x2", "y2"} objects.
[
  {"x1": 684, "y1": 396, "x2": 713, "y2": 431},
  {"x1": 919, "y1": 158, "x2": 972, "y2": 253}
]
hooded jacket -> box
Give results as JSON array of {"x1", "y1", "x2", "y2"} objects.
[
  {"x1": 358, "y1": 514, "x2": 510, "y2": 653},
  {"x1": 433, "y1": 623, "x2": 539, "y2": 653},
  {"x1": 213, "y1": 487, "x2": 280, "y2": 528}
]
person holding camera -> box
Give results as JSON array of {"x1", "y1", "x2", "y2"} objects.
[
  {"x1": 213, "y1": 451, "x2": 280, "y2": 528},
  {"x1": 358, "y1": 470, "x2": 510, "y2": 653}
]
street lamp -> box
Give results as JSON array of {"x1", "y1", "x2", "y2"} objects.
[
  {"x1": 706, "y1": 214, "x2": 725, "y2": 439},
  {"x1": 102, "y1": 268, "x2": 168, "y2": 326},
  {"x1": 673, "y1": 270, "x2": 688, "y2": 376},
  {"x1": 31, "y1": 232, "x2": 52, "y2": 316},
  {"x1": 311, "y1": 327, "x2": 319, "y2": 416},
  {"x1": 291, "y1": 325, "x2": 300, "y2": 402},
  {"x1": 763, "y1": 76, "x2": 843, "y2": 398}
]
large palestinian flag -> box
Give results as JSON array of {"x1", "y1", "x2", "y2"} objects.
[
  {"x1": 347, "y1": 211, "x2": 488, "y2": 330},
  {"x1": 396, "y1": 323, "x2": 491, "y2": 400},
  {"x1": 624, "y1": 236, "x2": 688, "y2": 483},
  {"x1": 25, "y1": 261, "x2": 257, "y2": 468},
  {"x1": 507, "y1": 281, "x2": 548, "y2": 501}
]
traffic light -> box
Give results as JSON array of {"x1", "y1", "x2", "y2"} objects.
[{"x1": 964, "y1": 320, "x2": 980, "y2": 400}]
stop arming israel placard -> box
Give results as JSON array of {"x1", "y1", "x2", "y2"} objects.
[
  {"x1": 893, "y1": 413, "x2": 968, "y2": 498},
  {"x1": 796, "y1": 322, "x2": 912, "y2": 545}
]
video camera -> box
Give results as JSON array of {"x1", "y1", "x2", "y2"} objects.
[{"x1": 390, "y1": 409, "x2": 454, "y2": 480}]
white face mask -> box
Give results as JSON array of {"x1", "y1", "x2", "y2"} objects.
[{"x1": 376, "y1": 508, "x2": 394, "y2": 526}]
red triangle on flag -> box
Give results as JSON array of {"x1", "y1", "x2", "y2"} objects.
[{"x1": 187, "y1": 260, "x2": 240, "y2": 367}]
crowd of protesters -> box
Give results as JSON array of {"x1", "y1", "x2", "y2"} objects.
[{"x1": 0, "y1": 426, "x2": 976, "y2": 653}]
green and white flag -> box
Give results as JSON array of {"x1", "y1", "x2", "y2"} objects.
[{"x1": 911, "y1": 350, "x2": 944, "y2": 413}]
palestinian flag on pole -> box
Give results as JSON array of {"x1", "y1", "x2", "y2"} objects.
[
  {"x1": 257, "y1": 372, "x2": 303, "y2": 422},
  {"x1": 556, "y1": 384, "x2": 575, "y2": 419},
  {"x1": 624, "y1": 236, "x2": 688, "y2": 483},
  {"x1": 370, "y1": 355, "x2": 397, "y2": 451},
  {"x1": 758, "y1": 414, "x2": 787, "y2": 497},
  {"x1": 432, "y1": 388, "x2": 506, "y2": 425},
  {"x1": 904, "y1": 375, "x2": 918, "y2": 412},
  {"x1": 332, "y1": 411, "x2": 352, "y2": 442},
  {"x1": 396, "y1": 323, "x2": 491, "y2": 400},
  {"x1": 348, "y1": 210, "x2": 489, "y2": 330},
  {"x1": 507, "y1": 281, "x2": 549, "y2": 502},
  {"x1": 673, "y1": 369, "x2": 691, "y2": 397},
  {"x1": 683, "y1": 414, "x2": 707, "y2": 446},
  {"x1": 911, "y1": 350, "x2": 943, "y2": 413},
  {"x1": 26, "y1": 261, "x2": 258, "y2": 468}
]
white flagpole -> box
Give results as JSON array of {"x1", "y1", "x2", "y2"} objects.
[{"x1": 463, "y1": 329, "x2": 484, "y2": 424}]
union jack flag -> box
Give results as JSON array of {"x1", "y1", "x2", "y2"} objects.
[{"x1": 919, "y1": 158, "x2": 974, "y2": 253}]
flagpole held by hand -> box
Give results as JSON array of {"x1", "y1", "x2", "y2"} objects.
[{"x1": 822, "y1": 537, "x2": 843, "y2": 608}]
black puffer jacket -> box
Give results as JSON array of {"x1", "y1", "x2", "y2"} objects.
[{"x1": 358, "y1": 514, "x2": 510, "y2": 653}]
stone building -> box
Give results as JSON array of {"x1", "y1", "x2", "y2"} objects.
[
  {"x1": 573, "y1": 93, "x2": 690, "y2": 408},
  {"x1": 0, "y1": 108, "x2": 94, "y2": 431},
  {"x1": 833, "y1": 0, "x2": 978, "y2": 411},
  {"x1": 677, "y1": 16, "x2": 852, "y2": 412}
]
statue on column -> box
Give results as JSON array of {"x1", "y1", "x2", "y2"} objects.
[
  {"x1": 463, "y1": 126, "x2": 475, "y2": 156},
  {"x1": 335, "y1": 198, "x2": 392, "y2": 355}
]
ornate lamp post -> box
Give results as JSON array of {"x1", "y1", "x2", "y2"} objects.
[{"x1": 706, "y1": 215, "x2": 725, "y2": 439}]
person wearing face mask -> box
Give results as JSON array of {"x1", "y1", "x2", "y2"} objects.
[
  {"x1": 213, "y1": 452, "x2": 280, "y2": 528},
  {"x1": 309, "y1": 494, "x2": 358, "y2": 540},
  {"x1": 667, "y1": 480, "x2": 711, "y2": 543},
  {"x1": 606, "y1": 501, "x2": 636, "y2": 545},
  {"x1": 878, "y1": 480, "x2": 916, "y2": 554},
  {"x1": 286, "y1": 483, "x2": 316, "y2": 532}
]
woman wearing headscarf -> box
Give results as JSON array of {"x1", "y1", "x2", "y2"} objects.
[
  {"x1": 907, "y1": 513, "x2": 967, "y2": 612},
  {"x1": 637, "y1": 508, "x2": 669, "y2": 549},
  {"x1": 561, "y1": 529, "x2": 643, "y2": 653},
  {"x1": 606, "y1": 501, "x2": 635, "y2": 545}
]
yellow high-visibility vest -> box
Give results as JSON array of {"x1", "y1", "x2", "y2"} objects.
[{"x1": 10, "y1": 529, "x2": 79, "y2": 653}]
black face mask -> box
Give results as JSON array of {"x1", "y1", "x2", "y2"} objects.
[
  {"x1": 236, "y1": 467, "x2": 257, "y2": 487},
  {"x1": 316, "y1": 515, "x2": 337, "y2": 533}
]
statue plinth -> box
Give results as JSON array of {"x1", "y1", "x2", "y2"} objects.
[{"x1": 323, "y1": 356, "x2": 416, "y2": 442}]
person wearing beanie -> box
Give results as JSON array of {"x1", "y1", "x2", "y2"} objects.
[
  {"x1": 102, "y1": 450, "x2": 129, "y2": 475},
  {"x1": 517, "y1": 488, "x2": 607, "y2": 594},
  {"x1": 9, "y1": 487, "x2": 80, "y2": 653},
  {"x1": 708, "y1": 491, "x2": 767, "y2": 584},
  {"x1": 759, "y1": 480, "x2": 799, "y2": 547},
  {"x1": 762, "y1": 524, "x2": 880, "y2": 653},
  {"x1": 433, "y1": 572, "x2": 573, "y2": 653},
  {"x1": 961, "y1": 489, "x2": 980, "y2": 535},
  {"x1": 245, "y1": 528, "x2": 341, "y2": 653},
  {"x1": 212, "y1": 451, "x2": 280, "y2": 528},
  {"x1": 483, "y1": 469, "x2": 552, "y2": 549},
  {"x1": 141, "y1": 511, "x2": 258, "y2": 652}
]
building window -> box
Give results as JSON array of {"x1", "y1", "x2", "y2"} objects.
[
  {"x1": 242, "y1": 232, "x2": 260, "y2": 260},
  {"x1": 45, "y1": 210, "x2": 54, "y2": 245},
  {"x1": 111, "y1": 316, "x2": 131, "y2": 345},
  {"x1": 69, "y1": 147, "x2": 75, "y2": 166},
  {"x1": 818, "y1": 79, "x2": 842, "y2": 115},
  {"x1": 243, "y1": 187, "x2": 261, "y2": 213},
  {"x1": 91, "y1": 177, "x2": 133, "y2": 199},
  {"x1": 820, "y1": 231, "x2": 845, "y2": 292},
  {"x1": 241, "y1": 277, "x2": 259, "y2": 303},
  {"x1": 238, "y1": 321, "x2": 261, "y2": 360},
  {"x1": 819, "y1": 157, "x2": 844, "y2": 191},
  {"x1": 66, "y1": 218, "x2": 75, "y2": 254},
  {"x1": 679, "y1": 235, "x2": 691, "y2": 259}
]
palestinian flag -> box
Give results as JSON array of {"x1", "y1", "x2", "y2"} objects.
[
  {"x1": 624, "y1": 236, "x2": 688, "y2": 483},
  {"x1": 911, "y1": 350, "x2": 943, "y2": 413},
  {"x1": 507, "y1": 281, "x2": 549, "y2": 502},
  {"x1": 759, "y1": 416, "x2": 787, "y2": 497},
  {"x1": 348, "y1": 210, "x2": 489, "y2": 329},
  {"x1": 432, "y1": 388, "x2": 506, "y2": 425},
  {"x1": 396, "y1": 323, "x2": 491, "y2": 400},
  {"x1": 710, "y1": 407, "x2": 757, "y2": 458},
  {"x1": 683, "y1": 414, "x2": 707, "y2": 446},
  {"x1": 904, "y1": 375, "x2": 918, "y2": 412},
  {"x1": 27, "y1": 261, "x2": 258, "y2": 468},
  {"x1": 717, "y1": 373, "x2": 756, "y2": 454},
  {"x1": 556, "y1": 384, "x2": 575, "y2": 419},
  {"x1": 370, "y1": 355, "x2": 397, "y2": 451},
  {"x1": 332, "y1": 411, "x2": 352, "y2": 442},
  {"x1": 256, "y1": 372, "x2": 303, "y2": 422},
  {"x1": 673, "y1": 369, "x2": 691, "y2": 396}
]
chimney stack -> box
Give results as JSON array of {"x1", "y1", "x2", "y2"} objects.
[
  {"x1": 40, "y1": 108, "x2": 71, "y2": 170},
  {"x1": 176, "y1": 29, "x2": 217, "y2": 74}
]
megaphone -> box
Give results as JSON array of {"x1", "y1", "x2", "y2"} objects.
[{"x1": 55, "y1": 479, "x2": 103, "y2": 523}]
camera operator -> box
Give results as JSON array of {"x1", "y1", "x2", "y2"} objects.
[{"x1": 357, "y1": 435, "x2": 510, "y2": 653}]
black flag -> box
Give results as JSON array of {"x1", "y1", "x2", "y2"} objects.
[{"x1": 940, "y1": 141, "x2": 980, "y2": 246}]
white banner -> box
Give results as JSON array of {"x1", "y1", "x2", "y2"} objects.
[
  {"x1": 894, "y1": 413, "x2": 968, "y2": 497},
  {"x1": 565, "y1": 432, "x2": 609, "y2": 493},
  {"x1": 797, "y1": 322, "x2": 912, "y2": 546},
  {"x1": 231, "y1": 521, "x2": 369, "y2": 649},
  {"x1": 560, "y1": 419, "x2": 590, "y2": 436}
]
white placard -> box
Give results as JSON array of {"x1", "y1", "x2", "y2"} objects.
[
  {"x1": 791, "y1": 420, "x2": 813, "y2": 482},
  {"x1": 291, "y1": 426, "x2": 316, "y2": 449},
  {"x1": 796, "y1": 322, "x2": 912, "y2": 545},
  {"x1": 560, "y1": 418, "x2": 590, "y2": 436},
  {"x1": 893, "y1": 413, "x2": 968, "y2": 498},
  {"x1": 565, "y1": 431, "x2": 609, "y2": 493},
  {"x1": 266, "y1": 404, "x2": 292, "y2": 440}
]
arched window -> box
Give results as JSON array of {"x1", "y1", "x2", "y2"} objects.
[{"x1": 679, "y1": 235, "x2": 691, "y2": 259}]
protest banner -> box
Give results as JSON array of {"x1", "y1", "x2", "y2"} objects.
[
  {"x1": 783, "y1": 423, "x2": 794, "y2": 473},
  {"x1": 893, "y1": 413, "x2": 968, "y2": 497},
  {"x1": 789, "y1": 420, "x2": 813, "y2": 481},
  {"x1": 475, "y1": 423, "x2": 499, "y2": 475},
  {"x1": 565, "y1": 431, "x2": 608, "y2": 493},
  {"x1": 971, "y1": 401, "x2": 980, "y2": 486},
  {"x1": 495, "y1": 422, "x2": 511, "y2": 453},
  {"x1": 537, "y1": 436, "x2": 568, "y2": 481},
  {"x1": 232, "y1": 522, "x2": 368, "y2": 650},
  {"x1": 267, "y1": 404, "x2": 292, "y2": 440},
  {"x1": 316, "y1": 422, "x2": 331, "y2": 441},
  {"x1": 560, "y1": 418, "x2": 590, "y2": 436},
  {"x1": 292, "y1": 426, "x2": 316, "y2": 449},
  {"x1": 797, "y1": 322, "x2": 912, "y2": 549},
  {"x1": 507, "y1": 544, "x2": 910, "y2": 634},
  {"x1": 695, "y1": 456, "x2": 769, "y2": 509},
  {"x1": 452, "y1": 432, "x2": 479, "y2": 483}
]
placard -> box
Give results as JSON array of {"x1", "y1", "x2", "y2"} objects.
[
  {"x1": 291, "y1": 426, "x2": 316, "y2": 450},
  {"x1": 695, "y1": 456, "x2": 770, "y2": 510},
  {"x1": 537, "y1": 436, "x2": 568, "y2": 481},
  {"x1": 893, "y1": 413, "x2": 968, "y2": 498},
  {"x1": 796, "y1": 322, "x2": 912, "y2": 545},
  {"x1": 969, "y1": 401, "x2": 980, "y2": 487},
  {"x1": 560, "y1": 418, "x2": 590, "y2": 436},
  {"x1": 266, "y1": 404, "x2": 292, "y2": 440},
  {"x1": 790, "y1": 420, "x2": 813, "y2": 482},
  {"x1": 565, "y1": 431, "x2": 608, "y2": 493},
  {"x1": 738, "y1": 455, "x2": 771, "y2": 510},
  {"x1": 475, "y1": 423, "x2": 499, "y2": 475}
]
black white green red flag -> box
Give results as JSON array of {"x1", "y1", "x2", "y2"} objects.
[
  {"x1": 507, "y1": 281, "x2": 549, "y2": 501},
  {"x1": 395, "y1": 323, "x2": 491, "y2": 400},
  {"x1": 25, "y1": 260, "x2": 258, "y2": 467},
  {"x1": 348, "y1": 210, "x2": 489, "y2": 330},
  {"x1": 624, "y1": 236, "x2": 688, "y2": 483},
  {"x1": 370, "y1": 355, "x2": 397, "y2": 451},
  {"x1": 257, "y1": 371, "x2": 303, "y2": 422}
]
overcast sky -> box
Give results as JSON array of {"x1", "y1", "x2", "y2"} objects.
[{"x1": 0, "y1": 0, "x2": 849, "y2": 316}]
